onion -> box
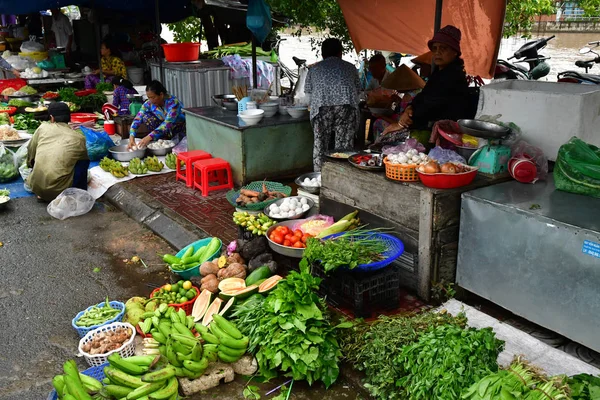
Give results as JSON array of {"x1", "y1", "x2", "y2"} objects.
[
  {"x1": 440, "y1": 163, "x2": 457, "y2": 174},
  {"x1": 423, "y1": 161, "x2": 441, "y2": 174}
]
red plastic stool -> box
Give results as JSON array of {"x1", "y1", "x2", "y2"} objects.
[
  {"x1": 176, "y1": 150, "x2": 212, "y2": 188},
  {"x1": 192, "y1": 158, "x2": 234, "y2": 196}
]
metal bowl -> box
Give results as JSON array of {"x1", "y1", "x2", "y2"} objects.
[
  {"x1": 212, "y1": 94, "x2": 237, "y2": 107},
  {"x1": 295, "y1": 172, "x2": 321, "y2": 194},
  {"x1": 458, "y1": 119, "x2": 510, "y2": 139},
  {"x1": 8, "y1": 94, "x2": 39, "y2": 103},
  {"x1": 223, "y1": 100, "x2": 238, "y2": 111},
  {"x1": 265, "y1": 219, "x2": 308, "y2": 258},
  {"x1": 263, "y1": 196, "x2": 315, "y2": 221},
  {"x1": 109, "y1": 144, "x2": 146, "y2": 162},
  {"x1": 146, "y1": 141, "x2": 176, "y2": 156}
]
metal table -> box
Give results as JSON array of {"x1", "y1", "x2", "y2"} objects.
[{"x1": 457, "y1": 176, "x2": 600, "y2": 352}]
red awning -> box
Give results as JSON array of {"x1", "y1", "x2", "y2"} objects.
[{"x1": 337, "y1": 0, "x2": 506, "y2": 78}]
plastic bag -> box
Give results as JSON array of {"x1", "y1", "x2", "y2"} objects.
[
  {"x1": 246, "y1": 0, "x2": 272, "y2": 43},
  {"x1": 173, "y1": 136, "x2": 187, "y2": 155},
  {"x1": 19, "y1": 163, "x2": 32, "y2": 192},
  {"x1": 291, "y1": 214, "x2": 334, "y2": 236},
  {"x1": 382, "y1": 138, "x2": 426, "y2": 155},
  {"x1": 428, "y1": 146, "x2": 467, "y2": 164},
  {"x1": 511, "y1": 140, "x2": 548, "y2": 182},
  {"x1": 81, "y1": 126, "x2": 114, "y2": 161},
  {"x1": 294, "y1": 66, "x2": 310, "y2": 106},
  {"x1": 430, "y1": 120, "x2": 462, "y2": 147},
  {"x1": 20, "y1": 40, "x2": 45, "y2": 53},
  {"x1": 554, "y1": 136, "x2": 600, "y2": 198},
  {"x1": 47, "y1": 188, "x2": 95, "y2": 220},
  {"x1": 0, "y1": 144, "x2": 19, "y2": 183}
]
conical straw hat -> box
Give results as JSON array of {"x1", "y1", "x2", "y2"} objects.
[
  {"x1": 381, "y1": 64, "x2": 425, "y2": 91},
  {"x1": 411, "y1": 51, "x2": 433, "y2": 65}
]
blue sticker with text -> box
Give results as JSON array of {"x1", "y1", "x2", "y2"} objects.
[{"x1": 582, "y1": 240, "x2": 600, "y2": 259}]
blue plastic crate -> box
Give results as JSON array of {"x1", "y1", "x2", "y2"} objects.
[
  {"x1": 322, "y1": 232, "x2": 404, "y2": 272},
  {"x1": 47, "y1": 362, "x2": 107, "y2": 400},
  {"x1": 71, "y1": 301, "x2": 125, "y2": 338}
]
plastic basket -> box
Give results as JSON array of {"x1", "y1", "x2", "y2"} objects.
[
  {"x1": 47, "y1": 362, "x2": 107, "y2": 400},
  {"x1": 417, "y1": 167, "x2": 478, "y2": 189},
  {"x1": 226, "y1": 181, "x2": 292, "y2": 211},
  {"x1": 322, "y1": 232, "x2": 404, "y2": 272},
  {"x1": 384, "y1": 157, "x2": 419, "y2": 182},
  {"x1": 170, "y1": 238, "x2": 223, "y2": 279},
  {"x1": 71, "y1": 301, "x2": 125, "y2": 338},
  {"x1": 162, "y1": 43, "x2": 200, "y2": 62},
  {"x1": 150, "y1": 285, "x2": 201, "y2": 315},
  {"x1": 78, "y1": 322, "x2": 136, "y2": 367}
]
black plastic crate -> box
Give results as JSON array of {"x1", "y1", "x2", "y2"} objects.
[{"x1": 311, "y1": 262, "x2": 401, "y2": 318}]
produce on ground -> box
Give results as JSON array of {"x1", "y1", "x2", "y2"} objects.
[
  {"x1": 24, "y1": 105, "x2": 47, "y2": 112},
  {"x1": 197, "y1": 313, "x2": 249, "y2": 364},
  {"x1": 150, "y1": 281, "x2": 198, "y2": 305},
  {"x1": 162, "y1": 237, "x2": 221, "y2": 272},
  {"x1": 99, "y1": 157, "x2": 129, "y2": 178},
  {"x1": 0, "y1": 125, "x2": 19, "y2": 140},
  {"x1": 267, "y1": 196, "x2": 311, "y2": 219},
  {"x1": 7, "y1": 99, "x2": 34, "y2": 107},
  {"x1": 75, "y1": 297, "x2": 122, "y2": 327},
  {"x1": 165, "y1": 153, "x2": 176, "y2": 170},
  {"x1": 144, "y1": 156, "x2": 164, "y2": 172},
  {"x1": 303, "y1": 228, "x2": 388, "y2": 272},
  {"x1": 233, "y1": 212, "x2": 274, "y2": 236},
  {"x1": 52, "y1": 359, "x2": 103, "y2": 400},
  {"x1": 128, "y1": 158, "x2": 148, "y2": 175},
  {"x1": 81, "y1": 326, "x2": 133, "y2": 355},
  {"x1": 397, "y1": 324, "x2": 504, "y2": 400},
  {"x1": 231, "y1": 260, "x2": 350, "y2": 387},
  {"x1": 340, "y1": 311, "x2": 468, "y2": 400},
  {"x1": 0, "y1": 151, "x2": 18, "y2": 182},
  {"x1": 268, "y1": 225, "x2": 313, "y2": 249},
  {"x1": 13, "y1": 113, "x2": 41, "y2": 132},
  {"x1": 351, "y1": 153, "x2": 383, "y2": 167},
  {"x1": 63, "y1": 101, "x2": 79, "y2": 112},
  {"x1": 236, "y1": 181, "x2": 287, "y2": 207},
  {"x1": 417, "y1": 159, "x2": 473, "y2": 174},
  {"x1": 569, "y1": 373, "x2": 600, "y2": 400},
  {"x1": 58, "y1": 87, "x2": 79, "y2": 104},
  {"x1": 147, "y1": 139, "x2": 175, "y2": 150}
]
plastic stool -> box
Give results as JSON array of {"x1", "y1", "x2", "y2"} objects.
[
  {"x1": 176, "y1": 150, "x2": 212, "y2": 188},
  {"x1": 192, "y1": 158, "x2": 234, "y2": 197}
]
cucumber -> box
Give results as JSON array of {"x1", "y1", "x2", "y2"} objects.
[{"x1": 245, "y1": 266, "x2": 272, "y2": 286}]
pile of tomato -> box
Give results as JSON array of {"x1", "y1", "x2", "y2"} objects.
[{"x1": 269, "y1": 225, "x2": 313, "y2": 249}]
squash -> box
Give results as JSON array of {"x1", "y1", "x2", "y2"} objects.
[
  {"x1": 258, "y1": 275, "x2": 283, "y2": 294},
  {"x1": 202, "y1": 298, "x2": 223, "y2": 326},
  {"x1": 191, "y1": 289, "x2": 213, "y2": 322},
  {"x1": 218, "y1": 278, "x2": 246, "y2": 293}
]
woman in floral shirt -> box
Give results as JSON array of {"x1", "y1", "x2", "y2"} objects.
[
  {"x1": 84, "y1": 39, "x2": 127, "y2": 89},
  {"x1": 128, "y1": 81, "x2": 186, "y2": 149}
]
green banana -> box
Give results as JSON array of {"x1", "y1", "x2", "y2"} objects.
[
  {"x1": 52, "y1": 375, "x2": 66, "y2": 398},
  {"x1": 157, "y1": 322, "x2": 171, "y2": 339},
  {"x1": 218, "y1": 344, "x2": 246, "y2": 359},
  {"x1": 151, "y1": 331, "x2": 167, "y2": 344},
  {"x1": 173, "y1": 367, "x2": 186, "y2": 377},
  {"x1": 217, "y1": 350, "x2": 241, "y2": 363},
  {"x1": 212, "y1": 314, "x2": 243, "y2": 339},
  {"x1": 104, "y1": 366, "x2": 145, "y2": 388},
  {"x1": 219, "y1": 335, "x2": 249, "y2": 350},
  {"x1": 171, "y1": 340, "x2": 192, "y2": 355},
  {"x1": 166, "y1": 343, "x2": 182, "y2": 367},
  {"x1": 108, "y1": 353, "x2": 149, "y2": 375},
  {"x1": 64, "y1": 374, "x2": 92, "y2": 400},
  {"x1": 158, "y1": 345, "x2": 167, "y2": 356},
  {"x1": 63, "y1": 360, "x2": 82, "y2": 387},
  {"x1": 126, "y1": 381, "x2": 165, "y2": 400},
  {"x1": 201, "y1": 332, "x2": 220, "y2": 345},
  {"x1": 176, "y1": 351, "x2": 194, "y2": 362},
  {"x1": 169, "y1": 333, "x2": 199, "y2": 347},
  {"x1": 208, "y1": 321, "x2": 231, "y2": 339},
  {"x1": 102, "y1": 377, "x2": 111, "y2": 385},
  {"x1": 148, "y1": 376, "x2": 178, "y2": 399},
  {"x1": 104, "y1": 384, "x2": 135, "y2": 398},
  {"x1": 191, "y1": 343, "x2": 203, "y2": 361},
  {"x1": 63, "y1": 394, "x2": 78, "y2": 400},
  {"x1": 181, "y1": 367, "x2": 203, "y2": 380},
  {"x1": 79, "y1": 373, "x2": 103, "y2": 392},
  {"x1": 173, "y1": 322, "x2": 194, "y2": 338},
  {"x1": 124, "y1": 356, "x2": 158, "y2": 366},
  {"x1": 203, "y1": 348, "x2": 218, "y2": 363},
  {"x1": 194, "y1": 323, "x2": 209, "y2": 335},
  {"x1": 141, "y1": 366, "x2": 176, "y2": 383},
  {"x1": 183, "y1": 357, "x2": 209, "y2": 373}
]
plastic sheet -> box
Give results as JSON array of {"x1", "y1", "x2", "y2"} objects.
[
  {"x1": 428, "y1": 146, "x2": 466, "y2": 164},
  {"x1": 47, "y1": 188, "x2": 95, "y2": 220},
  {"x1": 291, "y1": 215, "x2": 334, "y2": 236}
]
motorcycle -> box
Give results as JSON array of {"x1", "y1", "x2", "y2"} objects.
[
  {"x1": 557, "y1": 41, "x2": 600, "y2": 85},
  {"x1": 494, "y1": 36, "x2": 555, "y2": 81}
]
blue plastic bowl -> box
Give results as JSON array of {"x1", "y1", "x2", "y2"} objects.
[
  {"x1": 71, "y1": 301, "x2": 125, "y2": 338},
  {"x1": 172, "y1": 238, "x2": 223, "y2": 279},
  {"x1": 47, "y1": 362, "x2": 108, "y2": 400},
  {"x1": 322, "y1": 232, "x2": 404, "y2": 272}
]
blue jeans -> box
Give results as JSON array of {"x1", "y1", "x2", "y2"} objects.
[{"x1": 72, "y1": 160, "x2": 90, "y2": 190}]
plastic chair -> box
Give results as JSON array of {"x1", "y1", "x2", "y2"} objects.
[
  {"x1": 176, "y1": 150, "x2": 212, "y2": 188},
  {"x1": 192, "y1": 158, "x2": 234, "y2": 197}
]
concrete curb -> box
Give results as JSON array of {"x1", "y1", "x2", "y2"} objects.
[{"x1": 103, "y1": 183, "x2": 208, "y2": 251}]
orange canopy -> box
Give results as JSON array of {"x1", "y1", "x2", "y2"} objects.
[{"x1": 337, "y1": 0, "x2": 506, "y2": 78}]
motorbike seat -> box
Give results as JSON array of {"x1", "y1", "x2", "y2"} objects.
[
  {"x1": 559, "y1": 70, "x2": 600, "y2": 84},
  {"x1": 292, "y1": 56, "x2": 307, "y2": 66},
  {"x1": 576, "y1": 60, "x2": 595, "y2": 69}
]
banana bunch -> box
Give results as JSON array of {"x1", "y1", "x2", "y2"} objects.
[
  {"x1": 129, "y1": 158, "x2": 148, "y2": 175},
  {"x1": 144, "y1": 156, "x2": 164, "y2": 172},
  {"x1": 232, "y1": 212, "x2": 274, "y2": 236},
  {"x1": 52, "y1": 359, "x2": 103, "y2": 399},
  {"x1": 111, "y1": 163, "x2": 130, "y2": 178},
  {"x1": 103, "y1": 354, "x2": 180, "y2": 399},
  {"x1": 196, "y1": 314, "x2": 249, "y2": 364},
  {"x1": 100, "y1": 156, "x2": 120, "y2": 172},
  {"x1": 165, "y1": 153, "x2": 177, "y2": 170},
  {"x1": 315, "y1": 210, "x2": 360, "y2": 238}
]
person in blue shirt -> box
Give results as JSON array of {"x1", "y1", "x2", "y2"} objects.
[{"x1": 0, "y1": 57, "x2": 20, "y2": 78}]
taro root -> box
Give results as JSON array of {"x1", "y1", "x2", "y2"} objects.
[
  {"x1": 200, "y1": 261, "x2": 219, "y2": 276},
  {"x1": 227, "y1": 253, "x2": 245, "y2": 266},
  {"x1": 217, "y1": 263, "x2": 246, "y2": 280},
  {"x1": 200, "y1": 274, "x2": 219, "y2": 293}
]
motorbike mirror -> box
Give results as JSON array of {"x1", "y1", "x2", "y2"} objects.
[{"x1": 580, "y1": 47, "x2": 592, "y2": 54}]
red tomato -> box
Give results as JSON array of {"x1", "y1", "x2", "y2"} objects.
[
  {"x1": 284, "y1": 234, "x2": 293, "y2": 241},
  {"x1": 290, "y1": 236, "x2": 300, "y2": 244},
  {"x1": 293, "y1": 241, "x2": 304, "y2": 248},
  {"x1": 277, "y1": 226, "x2": 290, "y2": 235},
  {"x1": 294, "y1": 229, "x2": 303, "y2": 238},
  {"x1": 271, "y1": 234, "x2": 284, "y2": 244},
  {"x1": 283, "y1": 240, "x2": 292, "y2": 247},
  {"x1": 301, "y1": 234, "x2": 311, "y2": 244}
]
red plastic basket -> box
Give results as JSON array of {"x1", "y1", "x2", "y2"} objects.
[
  {"x1": 0, "y1": 106, "x2": 17, "y2": 116},
  {"x1": 149, "y1": 285, "x2": 200, "y2": 315},
  {"x1": 75, "y1": 89, "x2": 97, "y2": 97},
  {"x1": 0, "y1": 78, "x2": 26, "y2": 94},
  {"x1": 71, "y1": 112, "x2": 98, "y2": 124},
  {"x1": 162, "y1": 43, "x2": 200, "y2": 62},
  {"x1": 417, "y1": 167, "x2": 478, "y2": 189}
]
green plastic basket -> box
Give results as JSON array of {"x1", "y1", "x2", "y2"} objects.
[{"x1": 226, "y1": 181, "x2": 292, "y2": 211}]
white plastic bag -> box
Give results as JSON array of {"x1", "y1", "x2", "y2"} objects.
[
  {"x1": 20, "y1": 39, "x2": 45, "y2": 53},
  {"x1": 47, "y1": 188, "x2": 95, "y2": 220},
  {"x1": 294, "y1": 65, "x2": 310, "y2": 106},
  {"x1": 0, "y1": 144, "x2": 19, "y2": 183}
]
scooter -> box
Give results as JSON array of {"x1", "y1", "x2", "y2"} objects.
[
  {"x1": 557, "y1": 41, "x2": 600, "y2": 84},
  {"x1": 494, "y1": 36, "x2": 555, "y2": 80}
]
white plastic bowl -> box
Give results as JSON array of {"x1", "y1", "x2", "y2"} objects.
[
  {"x1": 287, "y1": 106, "x2": 308, "y2": 119},
  {"x1": 239, "y1": 109, "x2": 265, "y2": 126},
  {"x1": 279, "y1": 105, "x2": 288, "y2": 116},
  {"x1": 259, "y1": 102, "x2": 279, "y2": 117}
]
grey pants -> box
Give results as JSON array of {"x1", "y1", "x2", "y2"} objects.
[{"x1": 311, "y1": 105, "x2": 358, "y2": 171}]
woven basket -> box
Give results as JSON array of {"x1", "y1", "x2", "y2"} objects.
[
  {"x1": 78, "y1": 322, "x2": 136, "y2": 367},
  {"x1": 71, "y1": 300, "x2": 125, "y2": 338},
  {"x1": 384, "y1": 157, "x2": 420, "y2": 182},
  {"x1": 226, "y1": 181, "x2": 292, "y2": 211}
]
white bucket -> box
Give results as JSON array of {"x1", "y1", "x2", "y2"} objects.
[{"x1": 127, "y1": 67, "x2": 144, "y2": 85}]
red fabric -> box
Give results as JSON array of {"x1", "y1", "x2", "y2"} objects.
[{"x1": 337, "y1": 0, "x2": 506, "y2": 78}]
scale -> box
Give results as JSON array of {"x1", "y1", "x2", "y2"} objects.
[{"x1": 458, "y1": 119, "x2": 512, "y2": 174}]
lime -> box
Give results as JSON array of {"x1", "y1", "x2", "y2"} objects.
[
  {"x1": 179, "y1": 288, "x2": 186, "y2": 296},
  {"x1": 182, "y1": 281, "x2": 192, "y2": 290},
  {"x1": 178, "y1": 298, "x2": 187, "y2": 304},
  {"x1": 186, "y1": 289, "x2": 196, "y2": 299},
  {"x1": 177, "y1": 280, "x2": 184, "y2": 286}
]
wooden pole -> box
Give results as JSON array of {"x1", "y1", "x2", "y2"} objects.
[{"x1": 252, "y1": 35, "x2": 258, "y2": 89}]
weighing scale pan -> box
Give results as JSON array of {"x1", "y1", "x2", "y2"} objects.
[{"x1": 458, "y1": 119, "x2": 510, "y2": 139}]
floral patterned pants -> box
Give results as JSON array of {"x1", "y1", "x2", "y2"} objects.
[{"x1": 311, "y1": 105, "x2": 359, "y2": 171}]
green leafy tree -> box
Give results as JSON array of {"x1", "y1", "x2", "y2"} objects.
[
  {"x1": 166, "y1": 16, "x2": 203, "y2": 43},
  {"x1": 504, "y1": 0, "x2": 556, "y2": 38},
  {"x1": 573, "y1": 0, "x2": 600, "y2": 17}
]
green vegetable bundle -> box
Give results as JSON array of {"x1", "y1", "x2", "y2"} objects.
[
  {"x1": 569, "y1": 373, "x2": 600, "y2": 400},
  {"x1": 397, "y1": 324, "x2": 504, "y2": 400},
  {"x1": 13, "y1": 113, "x2": 41, "y2": 132},
  {"x1": 75, "y1": 297, "x2": 121, "y2": 327},
  {"x1": 58, "y1": 87, "x2": 80, "y2": 105},
  {"x1": 231, "y1": 259, "x2": 350, "y2": 387},
  {"x1": 95, "y1": 82, "x2": 114, "y2": 93},
  {"x1": 79, "y1": 93, "x2": 107, "y2": 111},
  {"x1": 7, "y1": 99, "x2": 34, "y2": 107},
  {"x1": 19, "y1": 85, "x2": 37, "y2": 95},
  {"x1": 205, "y1": 42, "x2": 270, "y2": 59},
  {"x1": 128, "y1": 157, "x2": 148, "y2": 174}
]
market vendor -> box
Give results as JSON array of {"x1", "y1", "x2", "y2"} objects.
[
  {"x1": 0, "y1": 57, "x2": 20, "y2": 78},
  {"x1": 305, "y1": 38, "x2": 361, "y2": 171},
  {"x1": 51, "y1": 8, "x2": 75, "y2": 57},
  {"x1": 102, "y1": 78, "x2": 138, "y2": 118},
  {"x1": 26, "y1": 103, "x2": 89, "y2": 202},
  {"x1": 128, "y1": 80, "x2": 186, "y2": 149},
  {"x1": 382, "y1": 25, "x2": 470, "y2": 135},
  {"x1": 366, "y1": 54, "x2": 390, "y2": 91},
  {"x1": 84, "y1": 39, "x2": 127, "y2": 89}
]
